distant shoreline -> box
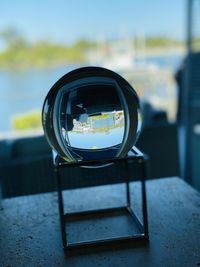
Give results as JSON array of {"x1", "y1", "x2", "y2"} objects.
[
  {"x1": 136, "y1": 46, "x2": 186, "y2": 57},
  {"x1": 0, "y1": 46, "x2": 186, "y2": 71}
]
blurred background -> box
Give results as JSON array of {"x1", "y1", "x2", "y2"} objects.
[
  {"x1": 0, "y1": 0, "x2": 186, "y2": 136},
  {"x1": 0, "y1": 0, "x2": 200, "y2": 197}
]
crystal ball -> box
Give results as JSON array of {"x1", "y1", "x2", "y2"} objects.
[{"x1": 42, "y1": 66, "x2": 141, "y2": 162}]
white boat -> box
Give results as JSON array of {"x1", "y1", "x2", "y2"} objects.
[{"x1": 87, "y1": 39, "x2": 158, "y2": 73}]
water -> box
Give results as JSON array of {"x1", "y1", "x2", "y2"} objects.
[
  {"x1": 0, "y1": 65, "x2": 79, "y2": 131},
  {"x1": 68, "y1": 127, "x2": 124, "y2": 149},
  {"x1": 140, "y1": 54, "x2": 183, "y2": 71},
  {"x1": 0, "y1": 54, "x2": 184, "y2": 132}
]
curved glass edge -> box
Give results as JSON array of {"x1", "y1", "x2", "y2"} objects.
[{"x1": 42, "y1": 67, "x2": 142, "y2": 164}]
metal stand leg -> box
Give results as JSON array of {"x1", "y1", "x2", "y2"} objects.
[
  {"x1": 125, "y1": 160, "x2": 131, "y2": 208},
  {"x1": 54, "y1": 148, "x2": 149, "y2": 251},
  {"x1": 55, "y1": 167, "x2": 67, "y2": 247},
  {"x1": 140, "y1": 159, "x2": 149, "y2": 239}
]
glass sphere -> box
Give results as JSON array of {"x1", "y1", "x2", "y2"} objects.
[{"x1": 42, "y1": 66, "x2": 141, "y2": 163}]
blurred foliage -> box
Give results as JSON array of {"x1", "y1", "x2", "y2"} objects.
[
  {"x1": 74, "y1": 39, "x2": 96, "y2": 50},
  {"x1": 0, "y1": 26, "x2": 186, "y2": 70},
  {"x1": 0, "y1": 41, "x2": 87, "y2": 69},
  {"x1": 12, "y1": 111, "x2": 42, "y2": 130},
  {"x1": 0, "y1": 26, "x2": 96, "y2": 69},
  {"x1": 192, "y1": 37, "x2": 200, "y2": 51},
  {"x1": 0, "y1": 26, "x2": 29, "y2": 50},
  {"x1": 134, "y1": 36, "x2": 183, "y2": 48},
  {"x1": 146, "y1": 37, "x2": 182, "y2": 47}
]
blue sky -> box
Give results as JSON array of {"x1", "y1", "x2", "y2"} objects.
[{"x1": 1, "y1": 0, "x2": 186, "y2": 44}]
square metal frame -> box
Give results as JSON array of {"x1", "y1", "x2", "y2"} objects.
[{"x1": 54, "y1": 147, "x2": 149, "y2": 251}]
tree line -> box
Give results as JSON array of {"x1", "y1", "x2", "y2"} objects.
[{"x1": 0, "y1": 26, "x2": 187, "y2": 70}]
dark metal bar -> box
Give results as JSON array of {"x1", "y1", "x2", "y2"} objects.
[
  {"x1": 182, "y1": 0, "x2": 194, "y2": 182},
  {"x1": 126, "y1": 181, "x2": 131, "y2": 207},
  {"x1": 55, "y1": 167, "x2": 67, "y2": 247},
  {"x1": 126, "y1": 206, "x2": 144, "y2": 233},
  {"x1": 56, "y1": 149, "x2": 143, "y2": 169},
  {"x1": 64, "y1": 206, "x2": 128, "y2": 220},
  {"x1": 124, "y1": 160, "x2": 131, "y2": 207},
  {"x1": 66, "y1": 234, "x2": 145, "y2": 250},
  {"x1": 140, "y1": 159, "x2": 149, "y2": 239}
]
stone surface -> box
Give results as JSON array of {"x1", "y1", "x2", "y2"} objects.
[{"x1": 0, "y1": 177, "x2": 200, "y2": 267}]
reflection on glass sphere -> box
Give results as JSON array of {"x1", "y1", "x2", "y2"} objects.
[
  {"x1": 60, "y1": 83, "x2": 124, "y2": 150},
  {"x1": 42, "y1": 67, "x2": 141, "y2": 163}
]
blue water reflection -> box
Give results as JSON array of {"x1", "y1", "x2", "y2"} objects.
[
  {"x1": 67, "y1": 112, "x2": 124, "y2": 149},
  {"x1": 68, "y1": 127, "x2": 124, "y2": 149}
]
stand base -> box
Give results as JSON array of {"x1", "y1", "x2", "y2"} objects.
[
  {"x1": 64, "y1": 206, "x2": 147, "y2": 250},
  {"x1": 54, "y1": 147, "x2": 149, "y2": 251}
]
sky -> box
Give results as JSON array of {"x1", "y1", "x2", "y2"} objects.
[{"x1": 1, "y1": 0, "x2": 186, "y2": 45}]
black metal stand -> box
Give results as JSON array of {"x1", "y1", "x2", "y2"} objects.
[{"x1": 54, "y1": 147, "x2": 149, "y2": 251}]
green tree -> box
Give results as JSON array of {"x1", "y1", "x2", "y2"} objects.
[{"x1": 0, "y1": 26, "x2": 28, "y2": 50}]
